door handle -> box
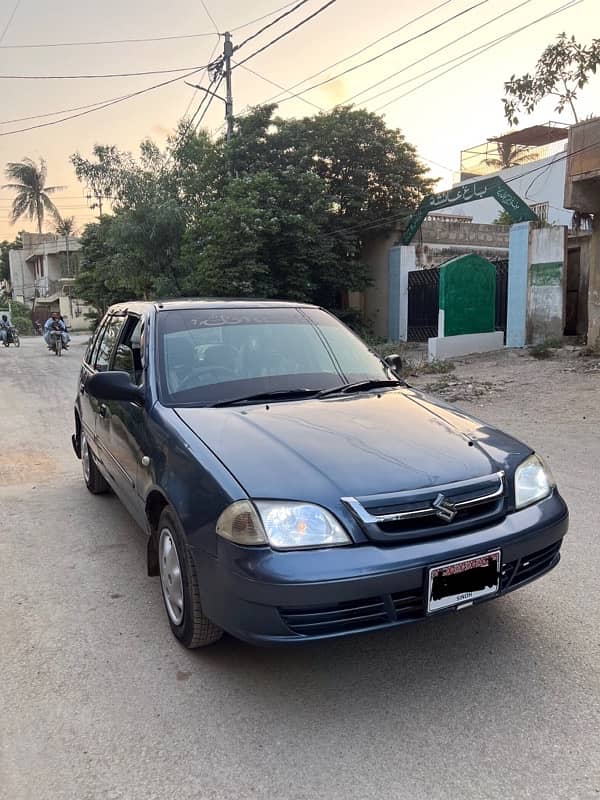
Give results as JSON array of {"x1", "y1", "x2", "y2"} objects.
[
  {"x1": 99, "y1": 403, "x2": 108, "y2": 418},
  {"x1": 79, "y1": 383, "x2": 85, "y2": 395}
]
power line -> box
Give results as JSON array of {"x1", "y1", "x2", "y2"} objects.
[
  {"x1": 232, "y1": 0, "x2": 338, "y2": 70},
  {"x1": 0, "y1": 93, "x2": 136, "y2": 125},
  {"x1": 200, "y1": 0, "x2": 220, "y2": 34},
  {"x1": 0, "y1": 0, "x2": 20, "y2": 46},
  {"x1": 0, "y1": 1, "x2": 303, "y2": 49},
  {"x1": 234, "y1": 61, "x2": 325, "y2": 112},
  {"x1": 0, "y1": 31, "x2": 218, "y2": 49},
  {"x1": 233, "y1": 0, "x2": 312, "y2": 53},
  {"x1": 250, "y1": 0, "x2": 459, "y2": 107},
  {"x1": 270, "y1": 0, "x2": 488, "y2": 101},
  {"x1": 0, "y1": 65, "x2": 207, "y2": 80},
  {"x1": 195, "y1": 76, "x2": 225, "y2": 130},
  {"x1": 373, "y1": 0, "x2": 583, "y2": 112},
  {"x1": 182, "y1": 36, "x2": 221, "y2": 123},
  {"x1": 340, "y1": 0, "x2": 536, "y2": 107},
  {"x1": 0, "y1": 68, "x2": 206, "y2": 136},
  {"x1": 230, "y1": 0, "x2": 306, "y2": 32}
]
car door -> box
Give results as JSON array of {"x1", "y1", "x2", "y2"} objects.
[
  {"x1": 92, "y1": 314, "x2": 127, "y2": 486},
  {"x1": 79, "y1": 316, "x2": 109, "y2": 448},
  {"x1": 103, "y1": 313, "x2": 149, "y2": 526}
]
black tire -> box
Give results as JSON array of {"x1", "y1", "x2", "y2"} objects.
[
  {"x1": 80, "y1": 431, "x2": 109, "y2": 494},
  {"x1": 14, "y1": 334, "x2": 20, "y2": 348},
  {"x1": 56, "y1": 337, "x2": 62, "y2": 357},
  {"x1": 157, "y1": 506, "x2": 223, "y2": 648}
]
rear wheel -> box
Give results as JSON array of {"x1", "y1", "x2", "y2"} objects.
[
  {"x1": 158, "y1": 507, "x2": 222, "y2": 648},
  {"x1": 81, "y1": 431, "x2": 109, "y2": 494}
]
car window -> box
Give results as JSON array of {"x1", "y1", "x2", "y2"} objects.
[
  {"x1": 94, "y1": 316, "x2": 125, "y2": 372},
  {"x1": 302, "y1": 309, "x2": 386, "y2": 377},
  {"x1": 87, "y1": 318, "x2": 108, "y2": 367},
  {"x1": 156, "y1": 307, "x2": 389, "y2": 406},
  {"x1": 113, "y1": 315, "x2": 145, "y2": 386}
]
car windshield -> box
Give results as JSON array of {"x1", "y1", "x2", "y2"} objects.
[{"x1": 156, "y1": 306, "x2": 391, "y2": 406}]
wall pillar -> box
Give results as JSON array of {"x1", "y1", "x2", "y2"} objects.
[
  {"x1": 506, "y1": 222, "x2": 530, "y2": 348},
  {"x1": 388, "y1": 245, "x2": 416, "y2": 340},
  {"x1": 587, "y1": 216, "x2": 600, "y2": 348}
]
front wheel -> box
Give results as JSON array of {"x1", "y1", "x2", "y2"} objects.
[
  {"x1": 158, "y1": 507, "x2": 223, "y2": 648},
  {"x1": 55, "y1": 337, "x2": 62, "y2": 356},
  {"x1": 81, "y1": 431, "x2": 109, "y2": 494},
  {"x1": 13, "y1": 334, "x2": 20, "y2": 348}
]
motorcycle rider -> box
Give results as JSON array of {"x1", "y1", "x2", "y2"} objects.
[
  {"x1": 0, "y1": 314, "x2": 10, "y2": 345},
  {"x1": 44, "y1": 311, "x2": 70, "y2": 350}
]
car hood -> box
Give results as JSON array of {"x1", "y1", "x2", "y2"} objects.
[{"x1": 175, "y1": 388, "x2": 529, "y2": 501}]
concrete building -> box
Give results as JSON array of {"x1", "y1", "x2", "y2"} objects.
[
  {"x1": 563, "y1": 117, "x2": 600, "y2": 346},
  {"x1": 450, "y1": 123, "x2": 573, "y2": 227},
  {"x1": 9, "y1": 232, "x2": 91, "y2": 331}
]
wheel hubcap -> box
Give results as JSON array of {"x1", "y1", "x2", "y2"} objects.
[
  {"x1": 81, "y1": 434, "x2": 91, "y2": 483},
  {"x1": 159, "y1": 528, "x2": 184, "y2": 625}
]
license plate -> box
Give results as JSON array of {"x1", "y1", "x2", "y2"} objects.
[{"x1": 427, "y1": 550, "x2": 501, "y2": 613}]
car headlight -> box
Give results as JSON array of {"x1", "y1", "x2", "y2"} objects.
[
  {"x1": 216, "y1": 500, "x2": 351, "y2": 550},
  {"x1": 514, "y1": 454, "x2": 554, "y2": 509}
]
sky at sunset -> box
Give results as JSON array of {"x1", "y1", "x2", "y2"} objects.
[{"x1": 0, "y1": 0, "x2": 598, "y2": 240}]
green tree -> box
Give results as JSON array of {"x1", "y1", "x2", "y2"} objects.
[
  {"x1": 2, "y1": 157, "x2": 64, "y2": 233},
  {"x1": 70, "y1": 145, "x2": 135, "y2": 214},
  {"x1": 182, "y1": 170, "x2": 340, "y2": 301},
  {"x1": 0, "y1": 233, "x2": 23, "y2": 283},
  {"x1": 74, "y1": 217, "x2": 128, "y2": 316},
  {"x1": 503, "y1": 33, "x2": 600, "y2": 125}
]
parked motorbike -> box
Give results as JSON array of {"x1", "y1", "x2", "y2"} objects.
[
  {"x1": 2, "y1": 325, "x2": 20, "y2": 347},
  {"x1": 47, "y1": 328, "x2": 65, "y2": 357},
  {"x1": 32, "y1": 320, "x2": 43, "y2": 336}
]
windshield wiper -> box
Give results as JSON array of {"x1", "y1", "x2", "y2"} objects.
[
  {"x1": 317, "y1": 379, "x2": 403, "y2": 399},
  {"x1": 210, "y1": 388, "x2": 321, "y2": 407}
]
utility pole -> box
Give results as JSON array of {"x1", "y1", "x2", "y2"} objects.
[{"x1": 223, "y1": 32, "x2": 234, "y2": 142}]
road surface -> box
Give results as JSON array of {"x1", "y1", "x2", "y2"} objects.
[{"x1": 1, "y1": 337, "x2": 599, "y2": 799}]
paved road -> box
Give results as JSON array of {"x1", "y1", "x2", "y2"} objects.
[{"x1": 1, "y1": 338, "x2": 599, "y2": 800}]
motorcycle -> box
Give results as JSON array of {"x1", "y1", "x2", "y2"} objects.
[
  {"x1": 47, "y1": 328, "x2": 65, "y2": 357},
  {"x1": 2, "y1": 325, "x2": 19, "y2": 348},
  {"x1": 32, "y1": 320, "x2": 43, "y2": 336}
]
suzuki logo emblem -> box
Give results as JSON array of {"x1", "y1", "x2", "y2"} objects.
[{"x1": 432, "y1": 493, "x2": 458, "y2": 522}]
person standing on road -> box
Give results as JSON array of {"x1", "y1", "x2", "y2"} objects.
[
  {"x1": 0, "y1": 314, "x2": 10, "y2": 345},
  {"x1": 44, "y1": 311, "x2": 70, "y2": 350}
]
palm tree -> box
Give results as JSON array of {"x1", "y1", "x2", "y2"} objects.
[
  {"x1": 485, "y1": 142, "x2": 537, "y2": 170},
  {"x1": 53, "y1": 212, "x2": 77, "y2": 275},
  {"x1": 2, "y1": 157, "x2": 65, "y2": 233}
]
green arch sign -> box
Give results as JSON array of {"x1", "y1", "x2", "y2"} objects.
[{"x1": 401, "y1": 176, "x2": 538, "y2": 245}]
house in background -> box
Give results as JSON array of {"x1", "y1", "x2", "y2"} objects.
[
  {"x1": 451, "y1": 122, "x2": 573, "y2": 227},
  {"x1": 9, "y1": 232, "x2": 92, "y2": 331}
]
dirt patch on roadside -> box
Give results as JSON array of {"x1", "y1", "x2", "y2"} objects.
[{"x1": 4, "y1": 450, "x2": 58, "y2": 486}]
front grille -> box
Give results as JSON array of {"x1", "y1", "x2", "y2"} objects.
[
  {"x1": 279, "y1": 591, "x2": 425, "y2": 636},
  {"x1": 278, "y1": 539, "x2": 563, "y2": 637},
  {"x1": 343, "y1": 472, "x2": 506, "y2": 543}
]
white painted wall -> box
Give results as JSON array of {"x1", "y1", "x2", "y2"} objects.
[{"x1": 451, "y1": 150, "x2": 572, "y2": 227}]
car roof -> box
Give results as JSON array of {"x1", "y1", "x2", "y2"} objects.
[{"x1": 106, "y1": 298, "x2": 321, "y2": 314}]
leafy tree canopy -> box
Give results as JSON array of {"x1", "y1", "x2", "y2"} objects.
[{"x1": 503, "y1": 33, "x2": 600, "y2": 125}]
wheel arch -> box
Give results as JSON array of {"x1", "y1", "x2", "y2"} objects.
[{"x1": 145, "y1": 489, "x2": 170, "y2": 576}]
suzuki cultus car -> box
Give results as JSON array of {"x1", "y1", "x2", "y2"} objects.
[{"x1": 73, "y1": 300, "x2": 568, "y2": 647}]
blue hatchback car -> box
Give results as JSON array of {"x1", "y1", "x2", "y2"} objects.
[{"x1": 73, "y1": 300, "x2": 568, "y2": 647}]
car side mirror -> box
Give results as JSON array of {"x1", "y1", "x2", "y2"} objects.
[
  {"x1": 385, "y1": 354, "x2": 403, "y2": 373},
  {"x1": 87, "y1": 371, "x2": 145, "y2": 405}
]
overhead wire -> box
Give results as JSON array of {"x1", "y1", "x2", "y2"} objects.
[
  {"x1": 233, "y1": 0, "x2": 312, "y2": 52},
  {"x1": 200, "y1": 0, "x2": 220, "y2": 34},
  {"x1": 250, "y1": 0, "x2": 459, "y2": 107},
  {"x1": 338, "y1": 0, "x2": 537, "y2": 107},
  {"x1": 0, "y1": 1, "x2": 304, "y2": 49},
  {"x1": 0, "y1": 0, "x2": 20, "y2": 46},
  {"x1": 0, "y1": 67, "x2": 207, "y2": 136},
  {"x1": 0, "y1": 65, "x2": 208, "y2": 80},
  {"x1": 234, "y1": 61, "x2": 325, "y2": 112},
  {"x1": 259, "y1": 0, "x2": 488, "y2": 99},
  {"x1": 373, "y1": 0, "x2": 583, "y2": 112},
  {"x1": 231, "y1": 0, "x2": 338, "y2": 70}
]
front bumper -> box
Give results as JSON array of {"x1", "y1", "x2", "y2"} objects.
[{"x1": 193, "y1": 492, "x2": 568, "y2": 645}]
